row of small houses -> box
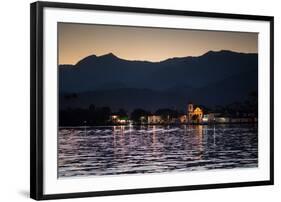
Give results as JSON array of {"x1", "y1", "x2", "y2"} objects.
[
  {"x1": 110, "y1": 104, "x2": 257, "y2": 125},
  {"x1": 202, "y1": 113, "x2": 257, "y2": 124}
]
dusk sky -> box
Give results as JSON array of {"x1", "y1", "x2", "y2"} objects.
[{"x1": 58, "y1": 23, "x2": 258, "y2": 65}]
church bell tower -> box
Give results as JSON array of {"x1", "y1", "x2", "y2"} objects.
[{"x1": 187, "y1": 103, "x2": 194, "y2": 121}]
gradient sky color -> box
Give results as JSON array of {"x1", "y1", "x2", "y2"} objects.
[{"x1": 58, "y1": 23, "x2": 258, "y2": 65}]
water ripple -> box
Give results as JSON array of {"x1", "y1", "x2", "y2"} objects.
[{"x1": 58, "y1": 124, "x2": 258, "y2": 177}]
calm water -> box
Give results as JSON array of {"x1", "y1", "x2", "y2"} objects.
[{"x1": 58, "y1": 124, "x2": 258, "y2": 177}]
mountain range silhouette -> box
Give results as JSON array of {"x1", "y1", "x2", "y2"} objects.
[{"x1": 59, "y1": 50, "x2": 258, "y2": 111}]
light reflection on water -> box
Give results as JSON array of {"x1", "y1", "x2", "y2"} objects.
[{"x1": 58, "y1": 124, "x2": 258, "y2": 177}]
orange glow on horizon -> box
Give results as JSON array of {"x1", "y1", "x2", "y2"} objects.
[{"x1": 58, "y1": 23, "x2": 258, "y2": 65}]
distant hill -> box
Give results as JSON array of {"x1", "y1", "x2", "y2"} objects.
[{"x1": 59, "y1": 50, "x2": 258, "y2": 111}]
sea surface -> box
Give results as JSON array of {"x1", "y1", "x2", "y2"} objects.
[{"x1": 58, "y1": 124, "x2": 258, "y2": 177}]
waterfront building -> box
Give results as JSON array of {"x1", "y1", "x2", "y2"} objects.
[
  {"x1": 110, "y1": 114, "x2": 131, "y2": 124},
  {"x1": 202, "y1": 113, "x2": 215, "y2": 123},
  {"x1": 187, "y1": 103, "x2": 203, "y2": 123},
  {"x1": 215, "y1": 117, "x2": 230, "y2": 123},
  {"x1": 110, "y1": 114, "x2": 119, "y2": 124},
  {"x1": 147, "y1": 115, "x2": 162, "y2": 124},
  {"x1": 179, "y1": 115, "x2": 187, "y2": 123}
]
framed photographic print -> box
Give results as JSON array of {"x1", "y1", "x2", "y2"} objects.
[{"x1": 30, "y1": 1, "x2": 274, "y2": 200}]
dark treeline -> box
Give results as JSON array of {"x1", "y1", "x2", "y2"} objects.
[
  {"x1": 59, "y1": 91, "x2": 257, "y2": 126},
  {"x1": 60, "y1": 104, "x2": 133, "y2": 126},
  {"x1": 213, "y1": 91, "x2": 258, "y2": 116},
  {"x1": 60, "y1": 104, "x2": 111, "y2": 126}
]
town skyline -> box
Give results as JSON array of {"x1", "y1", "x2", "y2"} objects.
[
  {"x1": 58, "y1": 23, "x2": 258, "y2": 65},
  {"x1": 59, "y1": 99, "x2": 258, "y2": 126}
]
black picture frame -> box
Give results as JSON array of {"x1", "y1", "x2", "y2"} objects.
[{"x1": 30, "y1": 1, "x2": 274, "y2": 200}]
